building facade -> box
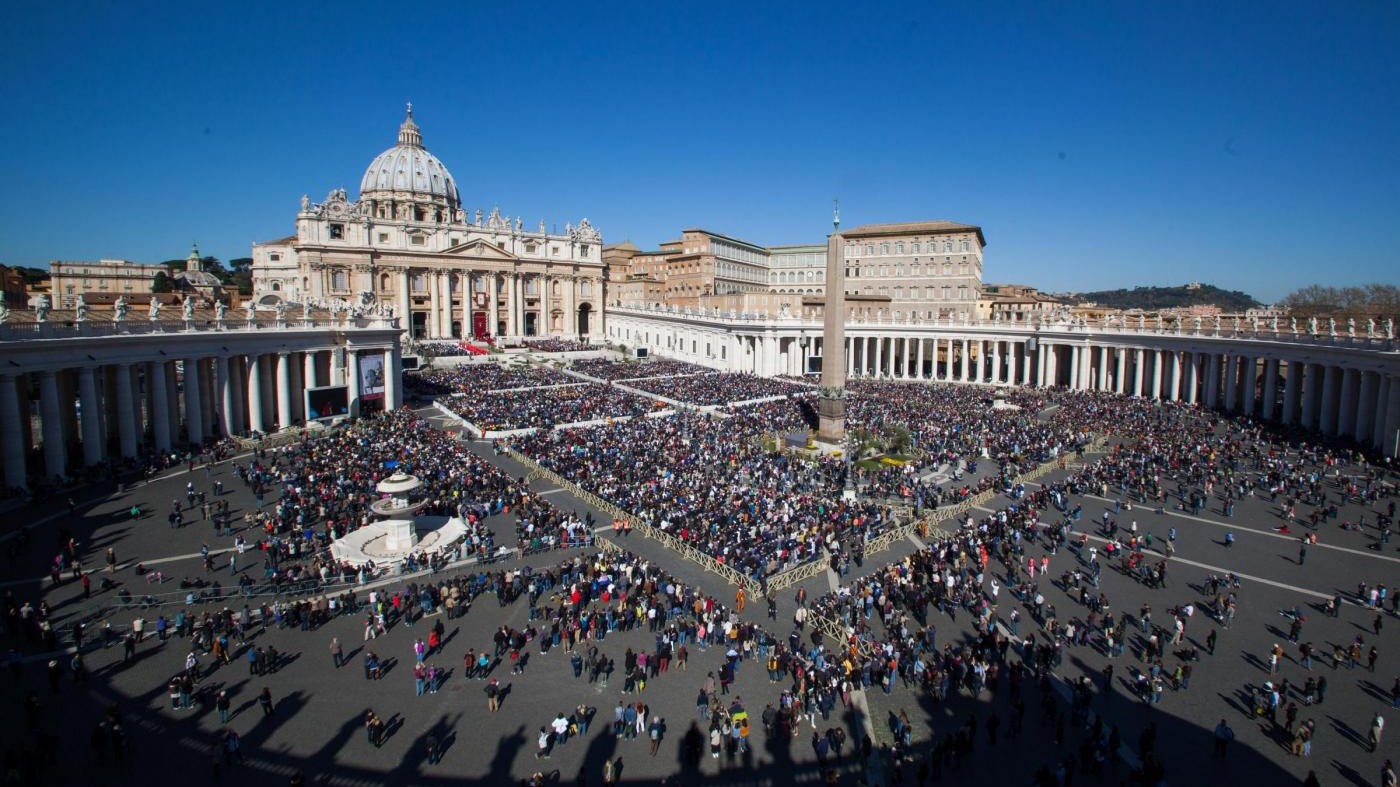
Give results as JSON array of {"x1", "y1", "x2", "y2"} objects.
[
  {"x1": 841, "y1": 221, "x2": 985, "y2": 322},
  {"x1": 252, "y1": 106, "x2": 607, "y2": 342},
  {"x1": 48, "y1": 259, "x2": 166, "y2": 308},
  {"x1": 608, "y1": 220, "x2": 985, "y2": 323}
]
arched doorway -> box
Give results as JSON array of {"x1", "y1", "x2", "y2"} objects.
[
  {"x1": 411, "y1": 312, "x2": 427, "y2": 339},
  {"x1": 577, "y1": 303, "x2": 592, "y2": 337},
  {"x1": 523, "y1": 312, "x2": 538, "y2": 336}
]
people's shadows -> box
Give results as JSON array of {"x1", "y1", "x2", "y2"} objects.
[
  {"x1": 380, "y1": 712, "x2": 405, "y2": 744},
  {"x1": 395, "y1": 713, "x2": 458, "y2": 774},
  {"x1": 242, "y1": 690, "x2": 307, "y2": 746},
  {"x1": 677, "y1": 721, "x2": 705, "y2": 773},
  {"x1": 1358, "y1": 680, "x2": 1391, "y2": 703},
  {"x1": 580, "y1": 720, "x2": 619, "y2": 783},
  {"x1": 487, "y1": 725, "x2": 528, "y2": 783},
  {"x1": 378, "y1": 656, "x2": 397, "y2": 678},
  {"x1": 495, "y1": 682, "x2": 513, "y2": 710},
  {"x1": 342, "y1": 645, "x2": 363, "y2": 665},
  {"x1": 1326, "y1": 715, "x2": 1368, "y2": 750},
  {"x1": 1331, "y1": 758, "x2": 1373, "y2": 787}
]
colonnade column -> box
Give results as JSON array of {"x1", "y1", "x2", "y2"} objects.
[
  {"x1": 246, "y1": 354, "x2": 264, "y2": 434},
  {"x1": 1152, "y1": 351, "x2": 1165, "y2": 399},
  {"x1": 1222, "y1": 354, "x2": 1238, "y2": 410},
  {"x1": 216, "y1": 356, "x2": 236, "y2": 438},
  {"x1": 149, "y1": 362, "x2": 171, "y2": 452},
  {"x1": 385, "y1": 346, "x2": 402, "y2": 411},
  {"x1": 873, "y1": 337, "x2": 884, "y2": 378},
  {"x1": 1300, "y1": 364, "x2": 1321, "y2": 430},
  {"x1": 1097, "y1": 345, "x2": 1109, "y2": 391},
  {"x1": 1318, "y1": 365, "x2": 1340, "y2": 434},
  {"x1": 846, "y1": 337, "x2": 855, "y2": 377},
  {"x1": 184, "y1": 358, "x2": 204, "y2": 446},
  {"x1": 77, "y1": 367, "x2": 104, "y2": 466},
  {"x1": 1184, "y1": 353, "x2": 1198, "y2": 405},
  {"x1": 990, "y1": 341, "x2": 1002, "y2": 384},
  {"x1": 1261, "y1": 359, "x2": 1279, "y2": 421},
  {"x1": 1133, "y1": 349, "x2": 1145, "y2": 397},
  {"x1": 1382, "y1": 377, "x2": 1400, "y2": 457},
  {"x1": 276, "y1": 352, "x2": 294, "y2": 430},
  {"x1": 1008, "y1": 342, "x2": 1020, "y2": 385},
  {"x1": 0, "y1": 375, "x2": 27, "y2": 490},
  {"x1": 1355, "y1": 372, "x2": 1378, "y2": 442},
  {"x1": 1239, "y1": 356, "x2": 1255, "y2": 415},
  {"x1": 1204, "y1": 354, "x2": 1220, "y2": 409},
  {"x1": 1374, "y1": 376, "x2": 1393, "y2": 451},
  {"x1": 1281, "y1": 361, "x2": 1301, "y2": 424},
  {"x1": 959, "y1": 340, "x2": 969, "y2": 382},
  {"x1": 115, "y1": 364, "x2": 138, "y2": 457},
  {"x1": 1069, "y1": 346, "x2": 1081, "y2": 390},
  {"x1": 915, "y1": 338, "x2": 925, "y2": 380},
  {"x1": 1337, "y1": 368, "x2": 1359, "y2": 437},
  {"x1": 1114, "y1": 348, "x2": 1126, "y2": 395}
]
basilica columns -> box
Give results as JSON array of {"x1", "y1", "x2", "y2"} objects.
[
  {"x1": 184, "y1": 358, "x2": 204, "y2": 445},
  {"x1": 150, "y1": 362, "x2": 172, "y2": 452}
]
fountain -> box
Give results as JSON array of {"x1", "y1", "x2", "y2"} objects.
[{"x1": 329, "y1": 471, "x2": 468, "y2": 571}]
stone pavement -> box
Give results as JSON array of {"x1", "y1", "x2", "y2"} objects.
[{"x1": 0, "y1": 412, "x2": 1396, "y2": 787}]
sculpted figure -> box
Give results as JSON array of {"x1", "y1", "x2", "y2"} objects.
[{"x1": 113, "y1": 295, "x2": 129, "y2": 321}]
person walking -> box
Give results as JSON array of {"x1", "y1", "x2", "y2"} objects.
[
  {"x1": 331, "y1": 637, "x2": 344, "y2": 668},
  {"x1": 485, "y1": 678, "x2": 501, "y2": 712},
  {"x1": 1370, "y1": 712, "x2": 1386, "y2": 752},
  {"x1": 258, "y1": 687, "x2": 274, "y2": 717}
]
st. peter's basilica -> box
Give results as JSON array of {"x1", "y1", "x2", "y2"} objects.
[{"x1": 251, "y1": 105, "x2": 605, "y2": 341}]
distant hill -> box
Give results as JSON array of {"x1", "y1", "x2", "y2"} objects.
[{"x1": 1060, "y1": 284, "x2": 1262, "y2": 312}]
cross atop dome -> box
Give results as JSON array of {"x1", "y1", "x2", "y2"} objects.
[{"x1": 397, "y1": 102, "x2": 422, "y2": 148}]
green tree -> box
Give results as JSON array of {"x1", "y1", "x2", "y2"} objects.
[{"x1": 151, "y1": 271, "x2": 174, "y2": 293}]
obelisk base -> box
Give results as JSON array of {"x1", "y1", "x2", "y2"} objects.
[{"x1": 817, "y1": 387, "x2": 846, "y2": 444}]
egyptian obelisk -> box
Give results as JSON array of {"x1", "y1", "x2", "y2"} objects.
[{"x1": 817, "y1": 202, "x2": 847, "y2": 442}]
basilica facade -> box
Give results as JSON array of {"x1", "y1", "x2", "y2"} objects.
[{"x1": 252, "y1": 106, "x2": 606, "y2": 341}]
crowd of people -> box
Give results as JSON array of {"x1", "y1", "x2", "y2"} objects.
[
  {"x1": 524, "y1": 338, "x2": 594, "y2": 353},
  {"x1": 440, "y1": 383, "x2": 663, "y2": 432},
  {"x1": 215, "y1": 410, "x2": 593, "y2": 586},
  {"x1": 571, "y1": 358, "x2": 713, "y2": 381},
  {"x1": 625, "y1": 373, "x2": 816, "y2": 406},
  {"x1": 408, "y1": 363, "x2": 575, "y2": 396}
]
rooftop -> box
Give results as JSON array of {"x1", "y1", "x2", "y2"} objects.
[{"x1": 841, "y1": 220, "x2": 986, "y2": 245}]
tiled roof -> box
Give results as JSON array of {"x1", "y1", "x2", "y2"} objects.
[{"x1": 841, "y1": 220, "x2": 985, "y2": 245}]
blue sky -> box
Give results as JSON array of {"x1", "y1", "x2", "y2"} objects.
[{"x1": 2, "y1": 1, "x2": 1396, "y2": 302}]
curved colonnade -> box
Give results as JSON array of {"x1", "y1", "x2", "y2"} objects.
[
  {"x1": 0, "y1": 317, "x2": 404, "y2": 490},
  {"x1": 606, "y1": 305, "x2": 1400, "y2": 457}
]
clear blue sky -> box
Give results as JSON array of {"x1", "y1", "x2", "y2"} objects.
[{"x1": 2, "y1": 1, "x2": 1397, "y2": 302}]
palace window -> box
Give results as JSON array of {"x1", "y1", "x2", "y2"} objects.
[
  {"x1": 896, "y1": 242, "x2": 904, "y2": 254},
  {"x1": 580, "y1": 281, "x2": 592, "y2": 297},
  {"x1": 410, "y1": 235, "x2": 425, "y2": 246},
  {"x1": 911, "y1": 242, "x2": 920, "y2": 253},
  {"x1": 412, "y1": 273, "x2": 426, "y2": 292},
  {"x1": 524, "y1": 278, "x2": 538, "y2": 296},
  {"x1": 269, "y1": 253, "x2": 281, "y2": 261},
  {"x1": 331, "y1": 269, "x2": 349, "y2": 292},
  {"x1": 378, "y1": 233, "x2": 389, "y2": 243},
  {"x1": 880, "y1": 243, "x2": 890, "y2": 255},
  {"x1": 329, "y1": 223, "x2": 345, "y2": 240},
  {"x1": 944, "y1": 240, "x2": 952, "y2": 252},
  {"x1": 580, "y1": 245, "x2": 590, "y2": 257},
  {"x1": 962, "y1": 240, "x2": 970, "y2": 252}
]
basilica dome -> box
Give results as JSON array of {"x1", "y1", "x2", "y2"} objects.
[{"x1": 359, "y1": 105, "x2": 460, "y2": 210}]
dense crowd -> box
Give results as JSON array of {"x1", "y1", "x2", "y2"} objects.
[
  {"x1": 572, "y1": 358, "x2": 714, "y2": 381},
  {"x1": 226, "y1": 410, "x2": 589, "y2": 582},
  {"x1": 625, "y1": 373, "x2": 816, "y2": 406},
  {"x1": 409, "y1": 363, "x2": 575, "y2": 394},
  {"x1": 524, "y1": 338, "x2": 594, "y2": 353},
  {"x1": 414, "y1": 341, "x2": 479, "y2": 358},
  {"x1": 440, "y1": 384, "x2": 662, "y2": 432},
  {"x1": 513, "y1": 411, "x2": 894, "y2": 578}
]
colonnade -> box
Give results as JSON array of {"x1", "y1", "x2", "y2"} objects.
[
  {"x1": 0, "y1": 323, "x2": 403, "y2": 491},
  {"x1": 607, "y1": 309, "x2": 1400, "y2": 457}
]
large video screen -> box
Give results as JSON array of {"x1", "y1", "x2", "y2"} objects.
[{"x1": 306, "y1": 385, "x2": 349, "y2": 420}]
